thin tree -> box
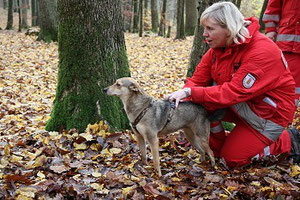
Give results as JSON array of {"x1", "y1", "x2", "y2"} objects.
[
  {"x1": 185, "y1": 0, "x2": 197, "y2": 36},
  {"x1": 46, "y1": 0, "x2": 131, "y2": 132},
  {"x1": 158, "y1": 0, "x2": 167, "y2": 36},
  {"x1": 175, "y1": 0, "x2": 185, "y2": 39},
  {"x1": 151, "y1": 0, "x2": 158, "y2": 32},
  {"x1": 3, "y1": 0, "x2": 8, "y2": 9},
  {"x1": 38, "y1": 0, "x2": 57, "y2": 42},
  {"x1": 31, "y1": 0, "x2": 39, "y2": 26},
  {"x1": 187, "y1": 0, "x2": 219, "y2": 77},
  {"x1": 6, "y1": 0, "x2": 13, "y2": 30},
  {"x1": 139, "y1": 0, "x2": 144, "y2": 37},
  {"x1": 21, "y1": 0, "x2": 28, "y2": 28},
  {"x1": 132, "y1": 0, "x2": 139, "y2": 32},
  {"x1": 259, "y1": 0, "x2": 269, "y2": 32},
  {"x1": 17, "y1": 0, "x2": 21, "y2": 32}
]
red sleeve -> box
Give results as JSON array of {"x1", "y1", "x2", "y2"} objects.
[
  {"x1": 189, "y1": 47, "x2": 285, "y2": 110},
  {"x1": 184, "y1": 49, "x2": 214, "y2": 88},
  {"x1": 263, "y1": 0, "x2": 282, "y2": 33}
]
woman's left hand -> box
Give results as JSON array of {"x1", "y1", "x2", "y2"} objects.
[{"x1": 167, "y1": 88, "x2": 191, "y2": 108}]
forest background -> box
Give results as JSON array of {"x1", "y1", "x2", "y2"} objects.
[{"x1": 0, "y1": 0, "x2": 299, "y2": 199}]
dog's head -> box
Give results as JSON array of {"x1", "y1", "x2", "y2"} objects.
[{"x1": 103, "y1": 77, "x2": 144, "y2": 98}]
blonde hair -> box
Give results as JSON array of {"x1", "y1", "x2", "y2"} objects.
[{"x1": 200, "y1": 1, "x2": 251, "y2": 45}]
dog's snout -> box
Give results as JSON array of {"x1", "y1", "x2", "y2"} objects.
[{"x1": 103, "y1": 87, "x2": 108, "y2": 94}]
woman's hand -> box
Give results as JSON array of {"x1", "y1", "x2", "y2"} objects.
[{"x1": 168, "y1": 88, "x2": 191, "y2": 108}]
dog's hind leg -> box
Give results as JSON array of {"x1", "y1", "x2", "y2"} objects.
[
  {"x1": 147, "y1": 134, "x2": 161, "y2": 177},
  {"x1": 182, "y1": 128, "x2": 206, "y2": 161},
  {"x1": 134, "y1": 131, "x2": 148, "y2": 165}
]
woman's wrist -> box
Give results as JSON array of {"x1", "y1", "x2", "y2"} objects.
[{"x1": 183, "y1": 87, "x2": 191, "y2": 97}]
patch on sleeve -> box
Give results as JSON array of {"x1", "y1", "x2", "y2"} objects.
[{"x1": 243, "y1": 73, "x2": 256, "y2": 89}]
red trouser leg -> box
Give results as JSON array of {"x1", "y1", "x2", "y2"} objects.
[
  {"x1": 284, "y1": 52, "x2": 300, "y2": 105},
  {"x1": 209, "y1": 109, "x2": 292, "y2": 168}
]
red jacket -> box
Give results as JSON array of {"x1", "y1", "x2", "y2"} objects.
[
  {"x1": 263, "y1": 0, "x2": 300, "y2": 53},
  {"x1": 184, "y1": 17, "x2": 295, "y2": 141}
]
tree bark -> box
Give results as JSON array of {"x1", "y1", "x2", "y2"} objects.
[
  {"x1": 187, "y1": 0, "x2": 219, "y2": 77},
  {"x1": 185, "y1": 0, "x2": 197, "y2": 36},
  {"x1": 46, "y1": 0, "x2": 131, "y2": 132},
  {"x1": 259, "y1": 0, "x2": 269, "y2": 32},
  {"x1": 18, "y1": 0, "x2": 21, "y2": 32},
  {"x1": 6, "y1": 0, "x2": 13, "y2": 30},
  {"x1": 3, "y1": 0, "x2": 8, "y2": 9},
  {"x1": 38, "y1": 0, "x2": 57, "y2": 42},
  {"x1": 175, "y1": 0, "x2": 185, "y2": 39},
  {"x1": 139, "y1": 0, "x2": 143, "y2": 37},
  {"x1": 158, "y1": 0, "x2": 167, "y2": 36},
  {"x1": 132, "y1": 0, "x2": 139, "y2": 33},
  {"x1": 31, "y1": 0, "x2": 39, "y2": 26},
  {"x1": 20, "y1": 0, "x2": 28, "y2": 28},
  {"x1": 150, "y1": 0, "x2": 158, "y2": 32}
]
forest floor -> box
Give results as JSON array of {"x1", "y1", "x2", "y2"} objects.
[{"x1": 0, "y1": 12, "x2": 300, "y2": 199}]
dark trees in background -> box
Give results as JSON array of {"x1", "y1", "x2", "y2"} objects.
[
  {"x1": 259, "y1": 0, "x2": 269, "y2": 32},
  {"x1": 17, "y1": 0, "x2": 21, "y2": 31},
  {"x1": 46, "y1": 0, "x2": 131, "y2": 132},
  {"x1": 6, "y1": 0, "x2": 13, "y2": 29},
  {"x1": 187, "y1": 0, "x2": 219, "y2": 77},
  {"x1": 3, "y1": 0, "x2": 7, "y2": 9},
  {"x1": 232, "y1": 0, "x2": 241, "y2": 9},
  {"x1": 38, "y1": 0, "x2": 57, "y2": 42},
  {"x1": 151, "y1": 0, "x2": 158, "y2": 32},
  {"x1": 158, "y1": 0, "x2": 167, "y2": 37},
  {"x1": 139, "y1": 0, "x2": 143, "y2": 37},
  {"x1": 20, "y1": 0, "x2": 28, "y2": 28},
  {"x1": 31, "y1": 0, "x2": 39, "y2": 26},
  {"x1": 132, "y1": 0, "x2": 139, "y2": 32},
  {"x1": 185, "y1": 0, "x2": 197, "y2": 36},
  {"x1": 175, "y1": 0, "x2": 185, "y2": 39}
]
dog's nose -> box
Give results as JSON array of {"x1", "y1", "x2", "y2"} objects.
[{"x1": 103, "y1": 88, "x2": 108, "y2": 94}]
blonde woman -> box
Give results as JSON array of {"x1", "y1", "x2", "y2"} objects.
[{"x1": 168, "y1": 2, "x2": 299, "y2": 167}]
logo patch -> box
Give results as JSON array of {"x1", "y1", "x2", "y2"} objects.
[{"x1": 243, "y1": 73, "x2": 256, "y2": 89}]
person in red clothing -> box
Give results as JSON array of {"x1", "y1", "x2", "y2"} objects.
[
  {"x1": 168, "y1": 2, "x2": 300, "y2": 167},
  {"x1": 263, "y1": 0, "x2": 300, "y2": 106}
]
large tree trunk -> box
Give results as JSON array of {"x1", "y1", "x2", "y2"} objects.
[
  {"x1": 139, "y1": 0, "x2": 143, "y2": 37},
  {"x1": 31, "y1": 0, "x2": 39, "y2": 26},
  {"x1": 187, "y1": 0, "x2": 219, "y2": 77},
  {"x1": 21, "y1": 0, "x2": 28, "y2": 28},
  {"x1": 6, "y1": 0, "x2": 13, "y2": 30},
  {"x1": 158, "y1": 0, "x2": 167, "y2": 36},
  {"x1": 259, "y1": 0, "x2": 269, "y2": 32},
  {"x1": 175, "y1": 0, "x2": 185, "y2": 39},
  {"x1": 150, "y1": 0, "x2": 158, "y2": 32},
  {"x1": 46, "y1": 0, "x2": 131, "y2": 132},
  {"x1": 185, "y1": 0, "x2": 197, "y2": 36},
  {"x1": 38, "y1": 0, "x2": 57, "y2": 42}
]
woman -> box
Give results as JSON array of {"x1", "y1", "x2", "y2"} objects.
[{"x1": 168, "y1": 2, "x2": 299, "y2": 167}]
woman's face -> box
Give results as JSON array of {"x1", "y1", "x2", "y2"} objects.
[{"x1": 202, "y1": 18, "x2": 232, "y2": 48}]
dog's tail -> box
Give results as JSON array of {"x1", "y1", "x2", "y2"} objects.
[{"x1": 207, "y1": 108, "x2": 226, "y2": 122}]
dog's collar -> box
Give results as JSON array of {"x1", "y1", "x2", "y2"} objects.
[{"x1": 131, "y1": 99, "x2": 155, "y2": 130}]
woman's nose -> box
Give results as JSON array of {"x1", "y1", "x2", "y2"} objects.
[{"x1": 203, "y1": 29, "x2": 208, "y2": 37}]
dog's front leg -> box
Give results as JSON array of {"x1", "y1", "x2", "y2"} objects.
[
  {"x1": 134, "y1": 131, "x2": 148, "y2": 165},
  {"x1": 148, "y1": 135, "x2": 161, "y2": 177}
]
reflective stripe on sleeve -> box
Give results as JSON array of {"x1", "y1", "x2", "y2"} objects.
[
  {"x1": 262, "y1": 14, "x2": 280, "y2": 22},
  {"x1": 264, "y1": 146, "x2": 270, "y2": 157},
  {"x1": 263, "y1": 97, "x2": 277, "y2": 108},
  {"x1": 296, "y1": 87, "x2": 300, "y2": 94},
  {"x1": 265, "y1": 22, "x2": 276, "y2": 28},
  {"x1": 276, "y1": 34, "x2": 300, "y2": 43},
  {"x1": 232, "y1": 102, "x2": 284, "y2": 141}
]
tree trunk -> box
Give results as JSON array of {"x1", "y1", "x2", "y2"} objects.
[
  {"x1": 20, "y1": 0, "x2": 28, "y2": 28},
  {"x1": 187, "y1": 0, "x2": 219, "y2": 77},
  {"x1": 3, "y1": 0, "x2": 8, "y2": 9},
  {"x1": 46, "y1": 0, "x2": 131, "y2": 132},
  {"x1": 132, "y1": 0, "x2": 139, "y2": 33},
  {"x1": 150, "y1": 0, "x2": 158, "y2": 32},
  {"x1": 185, "y1": 0, "x2": 197, "y2": 36},
  {"x1": 38, "y1": 0, "x2": 57, "y2": 42},
  {"x1": 158, "y1": 0, "x2": 167, "y2": 36},
  {"x1": 31, "y1": 0, "x2": 39, "y2": 26},
  {"x1": 6, "y1": 0, "x2": 13, "y2": 29},
  {"x1": 259, "y1": 0, "x2": 269, "y2": 32},
  {"x1": 18, "y1": 0, "x2": 21, "y2": 32},
  {"x1": 13, "y1": 0, "x2": 18, "y2": 12},
  {"x1": 175, "y1": 0, "x2": 185, "y2": 39},
  {"x1": 139, "y1": 0, "x2": 143, "y2": 37}
]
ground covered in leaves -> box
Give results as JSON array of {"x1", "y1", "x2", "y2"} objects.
[{"x1": 0, "y1": 30, "x2": 300, "y2": 199}]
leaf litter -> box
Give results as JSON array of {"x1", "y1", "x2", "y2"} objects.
[{"x1": 0, "y1": 30, "x2": 299, "y2": 199}]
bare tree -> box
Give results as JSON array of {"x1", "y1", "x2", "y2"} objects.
[
  {"x1": 158, "y1": 0, "x2": 167, "y2": 36},
  {"x1": 185, "y1": 0, "x2": 197, "y2": 36},
  {"x1": 6, "y1": 0, "x2": 13, "y2": 30},
  {"x1": 151, "y1": 0, "x2": 158, "y2": 32},
  {"x1": 175, "y1": 0, "x2": 185, "y2": 39},
  {"x1": 139, "y1": 0, "x2": 143, "y2": 37},
  {"x1": 38, "y1": 0, "x2": 57, "y2": 42}
]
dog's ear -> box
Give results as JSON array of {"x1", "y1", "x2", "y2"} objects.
[{"x1": 129, "y1": 83, "x2": 144, "y2": 94}]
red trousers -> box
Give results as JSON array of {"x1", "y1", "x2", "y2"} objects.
[
  {"x1": 209, "y1": 109, "x2": 291, "y2": 168},
  {"x1": 284, "y1": 52, "x2": 300, "y2": 105}
]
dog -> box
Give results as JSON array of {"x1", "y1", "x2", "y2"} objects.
[{"x1": 103, "y1": 77, "x2": 224, "y2": 177}]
